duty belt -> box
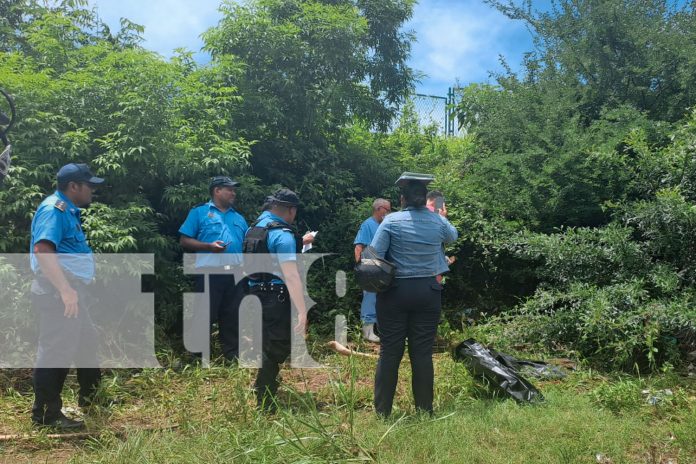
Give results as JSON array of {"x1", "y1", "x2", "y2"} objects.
[{"x1": 249, "y1": 282, "x2": 287, "y2": 293}]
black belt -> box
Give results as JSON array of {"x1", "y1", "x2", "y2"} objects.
[
  {"x1": 249, "y1": 282, "x2": 287, "y2": 293},
  {"x1": 197, "y1": 265, "x2": 238, "y2": 273}
]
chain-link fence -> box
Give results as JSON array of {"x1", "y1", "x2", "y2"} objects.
[{"x1": 392, "y1": 88, "x2": 462, "y2": 136}]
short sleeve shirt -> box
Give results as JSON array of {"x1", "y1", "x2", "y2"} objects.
[
  {"x1": 248, "y1": 211, "x2": 297, "y2": 286},
  {"x1": 370, "y1": 206, "x2": 458, "y2": 278},
  {"x1": 179, "y1": 200, "x2": 249, "y2": 268},
  {"x1": 354, "y1": 216, "x2": 379, "y2": 246},
  {"x1": 30, "y1": 191, "x2": 95, "y2": 283}
]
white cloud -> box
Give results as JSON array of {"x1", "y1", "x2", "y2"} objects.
[
  {"x1": 88, "y1": 0, "x2": 534, "y2": 92},
  {"x1": 408, "y1": 0, "x2": 532, "y2": 93},
  {"x1": 89, "y1": 0, "x2": 224, "y2": 57}
]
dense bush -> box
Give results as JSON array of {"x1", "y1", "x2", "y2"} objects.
[
  {"x1": 489, "y1": 113, "x2": 696, "y2": 370},
  {"x1": 505, "y1": 283, "x2": 695, "y2": 371},
  {"x1": 2, "y1": 0, "x2": 695, "y2": 372}
]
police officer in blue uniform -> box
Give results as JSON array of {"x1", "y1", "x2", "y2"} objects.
[
  {"x1": 179, "y1": 176, "x2": 248, "y2": 361},
  {"x1": 369, "y1": 173, "x2": 458, "y2": 417},
  {"x1": 30, "y1": 163, "x2": 105, "y2": 429},
  {"x1": 244, "y1": 188, "x2": 310, "y2": 410}
]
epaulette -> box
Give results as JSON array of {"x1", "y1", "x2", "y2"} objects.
[
  {"x1": 53, "y1": 200, "x2": 67, "y2": 212},
  {"x1": 194, "y1": 202, "x2": 207, "y2": 208}
]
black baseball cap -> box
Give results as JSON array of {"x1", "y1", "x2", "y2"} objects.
[
  {"x1": 261, "y1": 195, "x2": 274, "y2": 210},
  {"x1": 269, "y1": 188, "x2": 300, "y2": 206},
  {"x1": 209, "y1": 176, "x2": 240, "y2": 189},
  {"x1": 57, "y1": 163, "x2": 104, "y2": 185}
]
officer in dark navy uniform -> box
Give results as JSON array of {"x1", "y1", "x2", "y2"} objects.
[
  {"x1": 30, "y1": 163, "x2": 105, "y2": 429},
  {"x1": 179, "y1": 176, "x2": 249, "y2": 361},
  {"x1": 244, "y1": 188, "x2": 311, "y2": 410}
]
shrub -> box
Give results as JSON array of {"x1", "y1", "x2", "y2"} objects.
[{"x1": 506, "y1": 282, "x2": 695, "y2": 371}]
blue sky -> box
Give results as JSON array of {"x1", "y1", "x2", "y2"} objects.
[{"x1": 89, "y1": 0, "x2": 542, "y2": 97}]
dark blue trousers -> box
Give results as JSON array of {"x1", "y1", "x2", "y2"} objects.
[
  {"x1": 194, "y1": 273, "x2": 244, "y2": 360},
  {"x1": 31, "y1": 288, "x2": 101, "y2": 423},
  {"x1": 248, "y1": 286, "x2": 292, "y2": 409},
  {"x1": 374, "y1": 277, "x2": 442, "y2": 416}
]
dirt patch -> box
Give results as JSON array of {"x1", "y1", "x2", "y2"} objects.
[
  {"x1": 0, "y1": 370, "x2": 33, "y2": 393},
  {"x1": 0, "y1": 443, "x2": 78, "y2": 464},
  {"x1": 626, "y1": 432, "x2": 688, "y2": 464},
  {"x1": 283, "y1": 368, "x2": 334, "y2": 392}
]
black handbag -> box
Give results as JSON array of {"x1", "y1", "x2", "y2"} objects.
[{"x1": 354, "y1": 246, "x2": 396, "y2": 293}]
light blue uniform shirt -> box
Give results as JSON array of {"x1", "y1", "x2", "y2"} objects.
[
  {"x1": 370, "y1": 206, "x2": 458, "y2": 278},
  {"x1": 179, "y1": 200, "x2": 249, "y2": 268},
  {"x1": 355, "y1": 216, "x2": 381, "y2": 322},
  {"x1": 248, "y1": 211, "x2": 297, "y2": 286},
  {"x1": 30, "y1": 191, "x2": 95, "y2": 283},
  {"x1": 354, "y1": 216, "x2": 379, "y2": 246}
]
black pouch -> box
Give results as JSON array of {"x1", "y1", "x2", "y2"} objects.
[{"x1": 354, "y1": 246, "x2": 396, "y2": 293}]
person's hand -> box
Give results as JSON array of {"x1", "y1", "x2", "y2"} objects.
[
  {"x1": 438, "y1": 203, "x2": 448, "y2": 218},
  {"x1": 447, "y1": 255, "x2": 457, "y2": 265},
  {"x1": 60, "y1": 287, "x2": 79, "y2": 318},
  {"x1": 209, "y1": 240, "x2": 227, "y2": 253},
  {"x1": 294, "y1": 311, "x2": 308, "y2": 337},
  {"x1": 302, "y1": 233, "x2": 315, "y2": 246}
]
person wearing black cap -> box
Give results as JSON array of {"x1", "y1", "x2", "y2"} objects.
[
  {"x1": 29, "y1": 163, "x2": 105, "y2": 429},
  {"x1": 243, "y1": 188, "x2": 312, "y2": 410},
  {"x1": 369, "y1": 172, "x2": 458, "y2": 417},
  {"x1": 179, "y1": 176, "x2": 249, "y2": 362}
]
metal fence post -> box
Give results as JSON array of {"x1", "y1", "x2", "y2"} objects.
[{"x1": 447, "y1": 87, "x2": 455, "y2": 137}]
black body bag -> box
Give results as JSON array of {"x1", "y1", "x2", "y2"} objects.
[{"x1": 453, "y1": 339, "x2": 545, "y2": 404}]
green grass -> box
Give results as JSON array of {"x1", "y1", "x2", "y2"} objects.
[{"x1": 1, "y1": 341, "x2": 695, "y2": 464}]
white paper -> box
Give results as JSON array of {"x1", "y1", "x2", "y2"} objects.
[{"x1": 301, "y1": 231, "x2": 318, "y2": 253}]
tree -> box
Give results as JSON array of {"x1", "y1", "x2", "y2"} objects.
[
  {"x1": 453, "y1": 1, "x2": 695, "y2": 231},
  {"x1": 202, "y1": 0, "x2": 416, "y2": 220},
  {"x1": 0, "y1": 2, "x2": 255, "y2": 344},
  {"x1": 204, "y1": 0, "x2": 415, "y2": 134},
  {"x1": 485, "y1": 0, "x2": 696, "y2": 123}
]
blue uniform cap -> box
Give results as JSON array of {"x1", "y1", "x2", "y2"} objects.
[
  {"x1": 210, "y1": 176, "x2": 240, "y2": 189},
  {"x1": 269, "y1": 188, "x2": 300, "y2": 206},
  {"x1": 57, "y1": 163, "x2": 104, "y2": 185}
]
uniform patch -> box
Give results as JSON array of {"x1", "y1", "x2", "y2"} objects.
[
  {"x1": 208, "y1": 212, "x2": 215, "y2": 218},
  {"x1": 54, "y1": 200, "x2": 67, "y2": 212}
]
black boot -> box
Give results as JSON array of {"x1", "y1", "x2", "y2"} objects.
[{"x1": 32, "y1": 413, "x2": 84, "y2": 430}]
